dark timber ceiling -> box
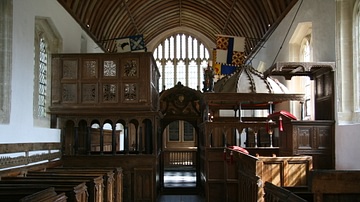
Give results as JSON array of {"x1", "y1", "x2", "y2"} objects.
[{"x1": 57, "y1": 0, "x2": 298, "y2": 57}]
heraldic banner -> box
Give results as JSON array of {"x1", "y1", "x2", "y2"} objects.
[
  {"x1": 212, "y1": 35, "x2": 246, "y2": 75},
  {"x1": 116, "y1": 34, "x2": 146, "y2": 53}
]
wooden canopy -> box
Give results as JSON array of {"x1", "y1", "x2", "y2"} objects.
[{"x1": 263, "y1": 62, "x2": 335, "y2": 80}]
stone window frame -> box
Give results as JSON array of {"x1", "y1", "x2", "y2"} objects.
[
  {"x1": 0, "y1": 0, "x2": 12, "y2": 124},
  {"x1": 354, "y1": 0, "x2": 360, "y2": 114},
  {"x1": 33, "y1": 17, "x2": 62, "y2": 127}
]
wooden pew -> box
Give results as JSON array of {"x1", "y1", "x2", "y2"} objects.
[
  {"x1": 0, "y1": 180, "x2": 88, "y2": 202},
  {"x1": 0, "y1": 186, "x2": 66, "y2": 202},
  {"x1": 19, "y1": 187, "x2": 67, "y2": 202},
  {"x1": 3, "y1": 175, "x2": 103, "y2": 202},
  {"x1": 310, "y1": 170, "x2": 360, "y2": 202},
  {"x1": 264, "y1": 182, "x2": 308, "y2": 202},
  {"x1": 44, "y1": 167, "x2": 122, "y2": 202}
]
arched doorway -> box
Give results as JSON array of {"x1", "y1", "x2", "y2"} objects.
[{"x1": 159, "y1": 82, "x2": 202, "y2": 193}]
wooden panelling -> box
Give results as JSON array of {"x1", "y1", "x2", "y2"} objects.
[
  {"x1": 62, "y1": 155, "x2": 156, "y2": 202},
  {"x1": 311, "y1": 170, "x2": 360, "y2": 202},
  {"x1": 234, "y1": 151, "x2": 312, "y2": 202},
  {"x1": 278, "y1": 120, "x2": 334, "y2": 169},
  {"x1": 50, "y1": 52, "x2": 160, "y2": 115},
  {"x1": 134, "y1": 168, "x2": 153, "y2": 202}
]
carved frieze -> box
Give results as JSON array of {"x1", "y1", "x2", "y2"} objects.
[
  {"x1": 83, "y1": 59, "x2": 98, "y2": 79},
  {"x1": 124, "y1": 83, "x2": 137, "y2": 101},
  {"x1": 82, "y1": 84, "x2": 97, "y2": 102},
  {"x1": 103, "y1": 60, "x2": 117, "y2": 77},
  {"x1": 103, "y1": 83, "x2": 117, "y2": 102},
  {"x1": 62, "y1": 83, "x2": 77, "y2": 103},
  {"x1": 62, "y1": 59, "x2": 78, "y2": 79},
  {"x1": 123, "y1": 59, "x2": 138, "y2": 77}
]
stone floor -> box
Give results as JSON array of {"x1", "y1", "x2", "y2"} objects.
[{"x1": 158, "y1": 168, "x2": 204, "y2": 202}]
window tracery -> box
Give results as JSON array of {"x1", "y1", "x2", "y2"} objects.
[{"x1": 153, "y1": 34, "x2": 210, "y2": 91}]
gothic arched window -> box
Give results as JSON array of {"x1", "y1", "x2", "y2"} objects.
[{"x1": 153, "y1": 34, "x2": 210, "y2": 91}]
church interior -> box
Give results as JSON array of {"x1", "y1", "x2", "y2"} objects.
[{"x1": 1, "y1": 0, "x2": 360, "y2": 201}]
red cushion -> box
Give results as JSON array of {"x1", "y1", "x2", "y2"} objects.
[
  {"x1": 268, "y1": 110, "x2": 297, "y2": 120},
  {"x1": 228, "y1": 146, "x2": 249, "y2": 154}
]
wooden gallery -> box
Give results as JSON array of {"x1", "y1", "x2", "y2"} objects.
[{"x1": 1, "y1": 0, "x2": 360, "y2": 202}]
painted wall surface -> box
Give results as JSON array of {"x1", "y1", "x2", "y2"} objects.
[{"x1": 0, "y1": 0, "x2": 100, "y2": 143}]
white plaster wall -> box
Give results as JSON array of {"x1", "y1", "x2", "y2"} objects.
[
  {"x1": 250, "y1": 0, "x2": 336, "y2": 67},
  {"x1": 252, "y1": 0, "x2": 360, "y2": 169},
  {"x1": 0, "y1": 0, "x2": 101, "y2": 143},
  {"x1": 336, "y1": 124, "x2": 360, "y2": 169}
]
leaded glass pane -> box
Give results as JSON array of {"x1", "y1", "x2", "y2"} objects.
[
  {"x1": 176, "y1": 35, "x2": 181, "y2": 59},
  {"x1": 164, "y1": 61, "x2": 174, "y2": 89},
  {"x1": 188, "y1": 36, "x2": 193, "y2": 59},
  {"x1": 199, "y1": 43, "x2": 205, "y2": 59},
  {"x1": 184, "y1": 121, "x2": 194, "y2": 141},
  {"x1": 181, "y1": 34, "x2": 186, "y2": 59},
  {"x1": 168, "y1": 121, "x2": 179, "y2": 141},
  {"x1": 188, "y1": 60, "x2": 198, "y2": 90},
  {"x1": 164, "y1": 39, "x2": 169, "y2": 59},
  {"x1": 169, "y1": 36, "x2": 174, "y2": 59},
  {"x1": 176, "y1": 60, "x2": 186, "y2": 85},
  {"x1": 38, "y1": 37, "x2": 47, "y2": 117},
  {"x1": 193, "y1": 38, "x2": 198, "y2": 58}
]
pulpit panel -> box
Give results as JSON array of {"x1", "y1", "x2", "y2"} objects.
[{"x1": 297, "y1": 126, "x2": 312, "y2": 149}]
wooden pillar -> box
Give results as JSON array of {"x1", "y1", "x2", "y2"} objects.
[
  {"x1": 145, "y1": 121, "x2": 152, "y2": 154},
  {"x1": 139, "y1": 126, "x2": 143, "y2": 154},
  {"x1": 239, "y1": 103, "x2": 242, "y2": 122},
  {"x1": 87, "y1": 126, "x2": 91, "y2": 155},
  {"x1": 124, "y1": 126, "x2": 129, "y2": 154},
  {"x1": 100, "y1": 127, "x2": 104, "y2": 154},
  {"x1": 112, "y1": 126, "x2": 116, "y2": 155},
  {"x1": 74, "y1": 127, "x2": 78, "y2": 155}
]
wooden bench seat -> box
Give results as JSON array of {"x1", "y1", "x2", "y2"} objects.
[
  {"x1": 0, "y1": 187, "x2": 66, "y2": 202},
  {"x1": 44, "y1": 167, "x2": 122, "y2": 202},
  {"x1": 0, "y1": 181, "x2": 88, "y2": 202},
  {"x1": 3, "y1": 175, "x2": 104, "y2": 202},
  {"x1": 47, "y1": 167, "x2": 123, "y2": 202},
  {"x1": 19, "y1": 187, "x2": 67, "y2": 202}
]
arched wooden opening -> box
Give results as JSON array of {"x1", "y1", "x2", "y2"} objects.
[{"x1": 159, "y1": 82, "x2": 202, "y2": 191}]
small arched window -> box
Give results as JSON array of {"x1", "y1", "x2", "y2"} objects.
[
  {"x1": 38, "y1": 36, "x2": 48, "y2": 118},
  {"x1": 34, "y1": 17, "x2": 61, "y2": 127},
  {"x1": 153, "y1": 34, "x2": 210, "y2": 91},
  {"x1": 300, "y1": 34, "x2": 313, "y2": 119}
]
